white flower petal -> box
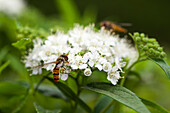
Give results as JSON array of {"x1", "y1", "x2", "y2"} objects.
[
  {"x1": 95, "y1": 64, "x2": 103, "y2": 71},
  {"x1": 103, "y1": 62, "x2": 112, "y2": 72},
  {"x1": 24, "y1": 24, "x2": 138, "y2": 86},
  {"x1": 107, "y1": 69, "x2": 120, "y2": 85},
  {"x1": 84, "y1": 68, "x2": 92, "y2": 76},
  {"x1": 60, "y1": 74, "x2": 68, "y2": 81},
  {"x1": 79, "y1": 64, "x2": 88, "y2": 69},
  {"x1": 88, "y1": 60, "x2": 94, "y2": 67},
  {"x1": 71, "y1": 64, "x2": 78, "y2": 70},
  {"x1": 32, "y1": 69, "x2": 39, "y2": 75}
]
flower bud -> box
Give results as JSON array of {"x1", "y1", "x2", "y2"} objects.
[
  {"x1": 84, "y1": 68, "x2": 92, "y2": 76},
  {"x1": 149, "y1": 48, "x2": 154, "y2": 53},
  {"x1": 158, "y1": 47, "x2": 163, "y2": 52},
  {"x1": 160, "y1": 52, "x2": 166, "y2": 58},
  {"x1": 136, "y1": 37, "x2": 141, "y2": 42},
  {"x1": 139, "y1": 45, "x2": 144, "y2": 49},
  {"x1": 140, "y1": 33, "x2": 145, "y2": 38},
  {"x1": 146, "y1": 43, "x2": 154, "y2": 48},
  {"x1": 153, "y1": 41, "x2": 158, "y2": 45},
  {"x1": 142, "y1": 38, "x2": 148, "y2": 42},
  {"x1": 148, "y1": 38, "x2": 156, "y2": 43},
  {"x1": 155, "y1": 51, "x2": 160, "y2": 56},
  {"x1": 143, "y1": 46, "x2": 148, "y2": 51},
  {"x1": 134, "y1": 32, "x2": 139, "y2": 37},
  {"x1": 153, "y1": 44, "x2": 159, "y2": 48}
]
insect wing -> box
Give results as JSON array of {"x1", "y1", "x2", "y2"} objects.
[
  {"x1": 57, "y1": 61, "x2": 64, "y2": 67},
  {"x1": 32, "y1": 61, "x2": 56, "y2": 68}
]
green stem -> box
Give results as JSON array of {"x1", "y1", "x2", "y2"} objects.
[
  {"x1": 120, "y1": 60, "x2": 138, "y2": 86},
  {"x1": 101, "y1": 57, "x2": 147, "y2": 113},
  {"x1": 73, "y1": 71, "x2": 83, "y2": 112},
  {"x1": 101, "y1": 101, "x2": 114, "y2": 113},
  {"x1": 102, "y1": 33, "x2": 148, "y2": 113},
  {"x1": 33, "y1": 72, "x2": 51, "y2": 95},
  {"x1": 112, "y1": 101, "x2": 120, "y2": 113},
  {"x1": 28, "y1": 75, "x2": 34, "y2": 95},
  {"x1": 120, "y1": 58, "x2": 147, "y2": 86}
]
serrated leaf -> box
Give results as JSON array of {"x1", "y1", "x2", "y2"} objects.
[
  {"x1": 34, "y1": 103, "x2": 61, "y2": 113},
  {"x1": 12, "y1": 38, "x2": 31, "y2": 50},
  {"x1": 149, "y1": 58, "x2": 170, "y2": 79},
  {"x1": 83, "y1": 82, "x2": 150, "y2": 113},
  {"x1": 141, "y1": 98, "x2": 169, "y2": 113},
  {"x1": 94, "y1": 96, "x2": 113, "y2": 113},
  {"x1": 46, "y1": 77, "x2": 92, "y2": 113}
]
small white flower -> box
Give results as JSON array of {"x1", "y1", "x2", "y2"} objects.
[
  {"x1": 98, "y1": 57, "x2": 107, "y2": 64},
  {"x1": 71, "y1": 64, "x2": 79, "y2": 70},
  {"x1": 95, "y1": 63, "x2": 103, "y2": 71},
  {"x1": 88, "y1": 60, "x2": 94, "y2": 67},
  {"x1": 31, "y1": 68, "x2": 42, "y2": 75},
  {"x1": 107, "y1": 68, "x2": 120, "y2": 85},
  {"x1": 60, "y1": 74, "x2": 68, "y2": 81},
  {"x1": 32, "y1": 69, "x2": 39, "y2": 75},
  {"x1": 115, "y1": 57, "x2": 126, "y2": 72},
  {"x1": 103, "y1": 62, "x2": 112, "y2": 72},
  {"x1": 79, "y1": 64, "x2": 88, "y2": 69},
  {"x1": 46, "y1": 64, "x2": 55, "y2": 71},
  {"x1": 84, "y1": 68, "x2": 92, "y2": 76},
  {"x1": 24, "y1": 24, "x2": 138, "y2": 85}
]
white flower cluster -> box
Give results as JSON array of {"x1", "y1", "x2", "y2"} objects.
[
  {"x1": 24, "y1": 24, "x2": 138, "y2": 85},
  {"x1": 0, "y1": 0, "x2": 25, "y2": 15}
]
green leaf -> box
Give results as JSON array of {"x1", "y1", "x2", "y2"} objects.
[
  {"x1": 36, "y1": 84, "x2": 68, "y2": 101},
  {"x1": 12, "y1": 92, "x2": 29, "y2": 113},
  {"x1": 6, "y1": 54, "x2": 27, "y2": 76},
  {"x1": 12, "y1": 38, "x2": 31, "y2": 50},
  {"x1": 141, "y1": 98, "x2": 169, "y2": 113},
  {"x1": 128, "y1": 71, "x2": 141, "y2": 80},
  {"x1": 94, "y1": 96, "x2": 113, "y2": 113},
  {"x1": 149, "y1": 58, "x2": 170, "y2": 79},
  {"x1": 34, "y1": 103, "x2": 61, "y2": 113},
  {"x1": 0, "y1": 46, "x2": 9, "y2": 64},
  {"x1": 0, "y1": 60, "x2": 10, "y2": 74},
  {"x1": 46, "y1": 77, "x2": 92, "y2": 113},
  {"x1": 83, "y1": 82, "x2": 150, "y2": 113},
  {"x1": 0, "y1": 82, "x2": 27, "y2": 96}
]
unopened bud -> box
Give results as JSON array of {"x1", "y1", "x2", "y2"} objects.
[
  {"x1": 134, "y1": 32, "x2": 139, "y2": 37},
  {"x1": 140, "y1": 33, "x2": 145, "y2": 38}
]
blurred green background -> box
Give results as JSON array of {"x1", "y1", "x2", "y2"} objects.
[
  {"x1": 27, "y1": 0, "x2": 170, "y2": 48},
  {"x1": 0, "y1": 0, "x2": 170, "y2": 113}
]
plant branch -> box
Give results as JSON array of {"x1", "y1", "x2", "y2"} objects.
[
  {"x1": 33, "y1": 72, "x2": 51, "y2": 95},
  {"x1": 101, "y1": 101, "x2": 114, "y2": 113},
  {"x1": 101, "y1": 57, "x2": 148, "y2": 113}
]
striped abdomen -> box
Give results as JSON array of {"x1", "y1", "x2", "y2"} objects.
[
  {"x1": 112, "y1": 24, "x2": 127, "y2": 33},
  {"x1": 53, "y1": 65, "x2": 60, "y2": 82}
]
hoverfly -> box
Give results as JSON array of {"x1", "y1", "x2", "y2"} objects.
[
  {"x1": 100, "y1": 21, "x2": 128, "y2": 33},
  {"x1": 33, "y1": 55, "x2": 70, "y2": 82}
]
